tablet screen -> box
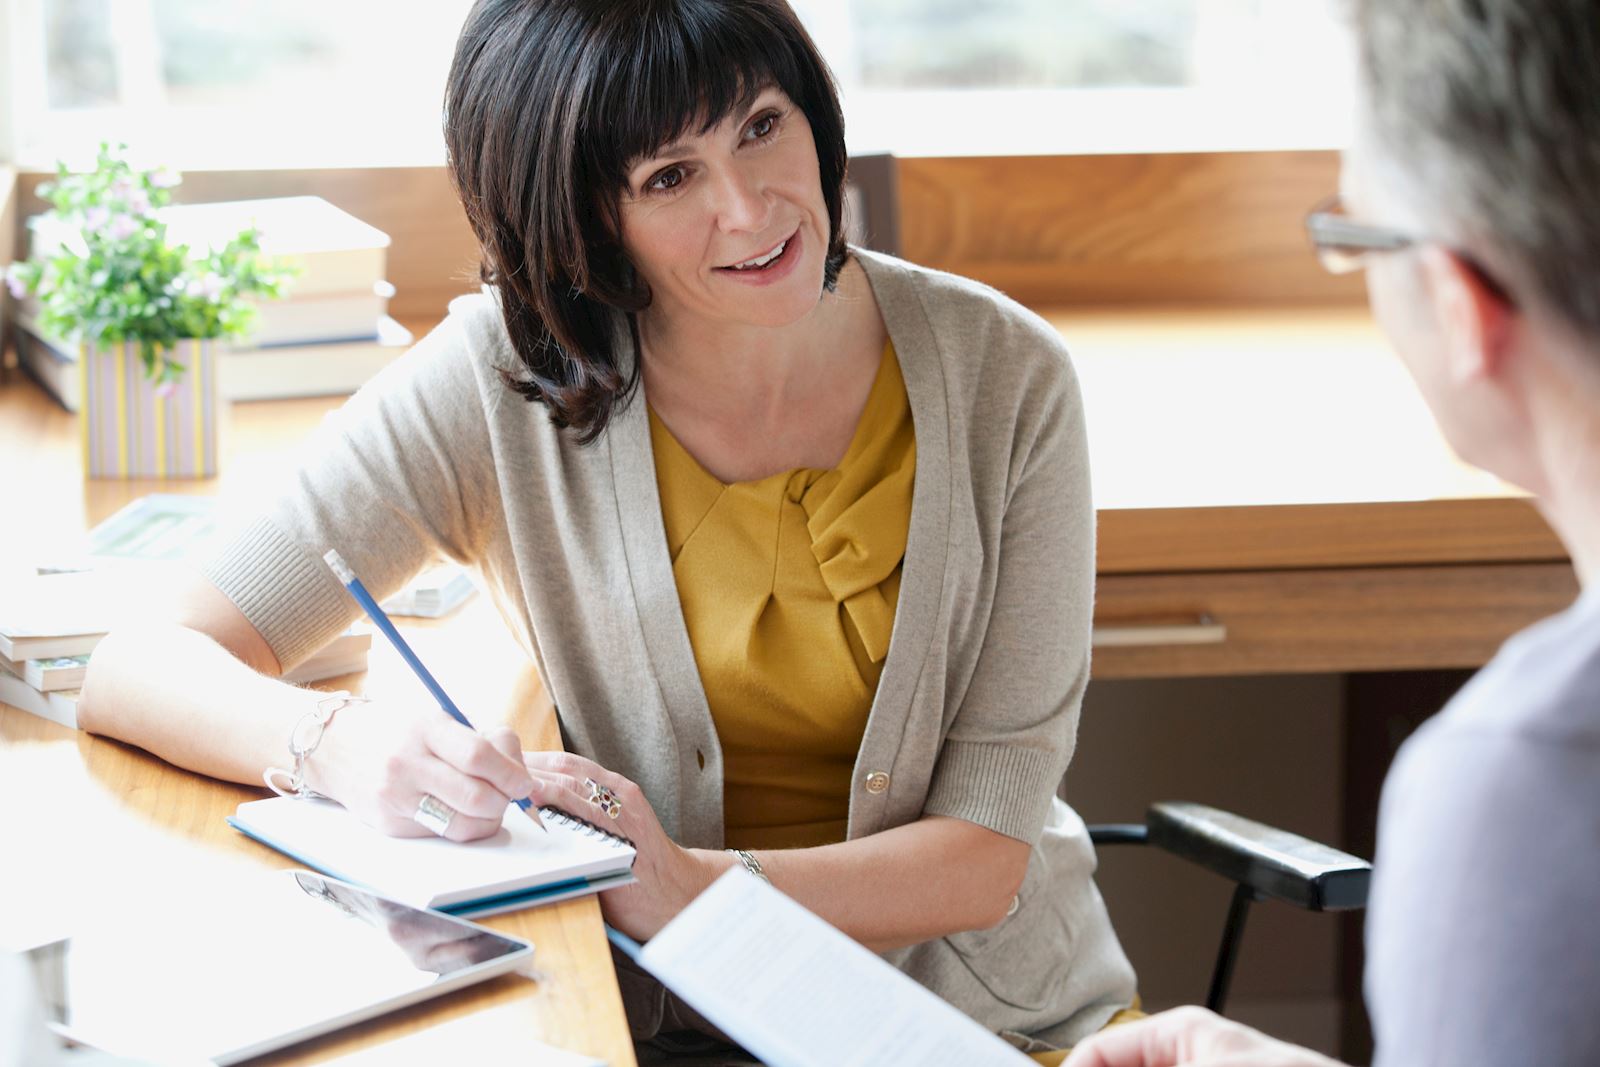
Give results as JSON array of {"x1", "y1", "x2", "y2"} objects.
[{"x1": 24, "y1": 870, "x2": 533, "y2": 1064}]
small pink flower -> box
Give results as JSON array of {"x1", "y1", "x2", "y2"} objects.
[
  {"x1": 126, "y1": 189, "x2": 152, "y2": 215},
  {"x1": 5, "y1": 269, "x2": 26, "y2": 300},
  {"x1": 109, "y1": 214, "x2": 139, "y2": 240},
  {"x1": 84, "y1": 205, "x2": 111, "y2": 230},
  {"x1": 150, "y1": 168, "x2": 181, "y2": 189},
  {"x1": 110, "y1": 176, "x2": 135, "y2": 199},
  {"x1": 154, "y1": 380, "x2": 181, "y2": 399}
]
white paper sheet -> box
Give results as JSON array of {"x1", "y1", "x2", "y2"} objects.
[{"x1": 638, "y1": 870, "x2": 1033, "y2": 1067}]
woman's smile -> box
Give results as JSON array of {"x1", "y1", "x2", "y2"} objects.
[{"x1": 713, "y1": 225, "x2": 803, "y2": 286}]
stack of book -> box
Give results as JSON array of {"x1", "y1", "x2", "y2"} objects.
[
  {"x1": 16, "y1": 195, "x2": 415, "y2": 405},
  {"x1": 0, "y1": 572, "x2": 110, "y2": 727}
]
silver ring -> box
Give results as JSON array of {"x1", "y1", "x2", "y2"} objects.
[
  {"x1": 585, "y1": 776, "x2": 623, "y2": 820},
  {"x1": 413, "y1": 793, "x2": 457, "y2": 836}
]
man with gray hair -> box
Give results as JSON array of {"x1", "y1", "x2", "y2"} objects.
[{"x1": 1066, "y1": 1, "x2": 1600, "y2": 1065}]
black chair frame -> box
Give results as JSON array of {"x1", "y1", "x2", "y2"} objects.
[{"x1": 1089, "y1": 802, "x2": 1371, "y2": 1014}]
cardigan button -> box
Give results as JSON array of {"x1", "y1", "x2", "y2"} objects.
[{"x1": 864, "y1": 771, "x2": 890, "y2": 794}]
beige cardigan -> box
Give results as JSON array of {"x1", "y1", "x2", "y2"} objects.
[{"x1": 206, "y1": 249, "x2": 1136, "y2": 1049}]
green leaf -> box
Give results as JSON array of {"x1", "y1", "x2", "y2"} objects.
[{"x1": 15, "y1": 140, "x2": 295, "y2": 365}]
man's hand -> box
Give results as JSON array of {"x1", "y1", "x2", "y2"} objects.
[{"x1": 1064, "y1": 1007, "x2": 1346, "y2": 1067}]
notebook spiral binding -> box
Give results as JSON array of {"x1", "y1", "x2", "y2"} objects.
[{"x1": 540, "y1": 805, "x2": 635, "y2": 850}]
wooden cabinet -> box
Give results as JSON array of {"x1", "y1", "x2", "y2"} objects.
[{"x1": 1093, "y1": 561, "x2": 1579, "y2": 679}]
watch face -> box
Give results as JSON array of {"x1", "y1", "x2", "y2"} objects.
[{"x1": 26, "y1": 870, "x2": 531, "y2": 1064}]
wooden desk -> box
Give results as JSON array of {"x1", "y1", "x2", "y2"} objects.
[
  {"x1": 1053, "y1": 305, "x2": 1579, "y2": 678},
  {"x1": 0, "y1": 365, "x2": 638, "y2": 1064}
]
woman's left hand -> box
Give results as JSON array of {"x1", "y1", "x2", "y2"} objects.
[{"x1": 522, "y1": 751, "x2": 719, "y2": 941}]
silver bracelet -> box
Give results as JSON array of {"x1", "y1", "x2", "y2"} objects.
[
  {"x1": 264, "y1": 690, "x2": 370, "y2": 800},
  {"x1": 727, "y1": 848, "x2": 770, "y2": 884}
]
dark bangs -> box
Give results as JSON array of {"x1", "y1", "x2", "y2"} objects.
[
  {"x1": 580, "y1": 5, "x2": 848, "y2": 248},
  {"x1": 444, "y1": 0, "x2": 850, "y2": 445}
]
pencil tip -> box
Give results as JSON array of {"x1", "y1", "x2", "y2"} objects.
[{"x1": 519, "y1": 801, "x2": 549, "y2": 832}]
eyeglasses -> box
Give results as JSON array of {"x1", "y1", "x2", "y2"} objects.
[
  {"x1": 1305, "y1": 194, "x2": 1514, "y2": 304},
  {"x1": 1304, "y1": 195, "x2": 1419, "y2": 274}
]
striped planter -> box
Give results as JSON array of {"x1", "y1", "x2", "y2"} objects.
[{"x1": 79, "y1": 339, "x2": 219, "y2": 479}]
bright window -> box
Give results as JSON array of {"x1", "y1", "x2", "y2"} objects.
[
  {"x1": 801, "y1": 0, "x2": 1356, "y2": 154},
  {"x1": 816, "y1": 0, "x2": 1347, "y2": 91},
  {"x1": 3, "y1": 0, "x2": 1354, "y2": 169},
  {"x1": 7, "y1": 0, "x2": 476, "y2": 168}
]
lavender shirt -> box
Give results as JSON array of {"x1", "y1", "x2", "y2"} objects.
[{"x1": 1367, "y1": 587, "x2": 1600, "y2": 1066}]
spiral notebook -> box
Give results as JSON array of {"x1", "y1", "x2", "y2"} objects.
[{"x1": 228, "y1": 797, "x2": 636, "y2": 917}]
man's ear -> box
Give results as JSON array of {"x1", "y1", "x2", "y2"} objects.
[{"x1": 1417, "y1": 246, "x2": 1515, "y2": 386}]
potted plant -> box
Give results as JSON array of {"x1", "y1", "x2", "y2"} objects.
[{"x1": 3, "y1": 143, "x2": 290, "y2": 478}]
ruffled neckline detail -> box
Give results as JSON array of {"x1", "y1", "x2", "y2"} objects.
[{"x1": 649, "y1": 341, "x2": 914, "y2": 669}]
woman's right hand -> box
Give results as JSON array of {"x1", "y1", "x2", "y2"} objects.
[{"x1": 304, "y1": 699, "x2": 535, "y2": 842}]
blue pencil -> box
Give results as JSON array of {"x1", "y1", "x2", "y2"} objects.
[{"x1": 323, "y1": 549, "x2": 546, "y2": 832}]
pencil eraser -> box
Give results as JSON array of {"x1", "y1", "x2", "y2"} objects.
[{"x1": 323, "y1": 550, "x2": 355, "y2": 584}]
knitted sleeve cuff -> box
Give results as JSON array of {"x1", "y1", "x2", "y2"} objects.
[
  {"x1": 922, "y1": 740, "x2": 1061, "y2": 844},
  {"x1": 202, "y1": 515, "x2": 355, "y2": 672}
]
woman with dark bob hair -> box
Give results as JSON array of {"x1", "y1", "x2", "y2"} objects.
[{"x1": 78, "y1": 0, "x2": 1137, "y2": 1059}]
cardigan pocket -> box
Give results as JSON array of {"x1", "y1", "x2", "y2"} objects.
[{"x1": 941, "y1": 849, "x2": 1077, "y2": 1012}]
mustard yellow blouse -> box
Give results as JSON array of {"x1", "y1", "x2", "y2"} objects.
[{"x1": 648, "y1": 342, "x2": 915, "y2": 850}]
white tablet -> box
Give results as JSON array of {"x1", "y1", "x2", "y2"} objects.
[{"x1": 23, "y1": 869, "x2": 535, "y2": 1065}]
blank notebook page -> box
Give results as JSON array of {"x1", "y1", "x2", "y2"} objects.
[{"x1": 231, "y1": 797, "x2": 634, "y2": 909}]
